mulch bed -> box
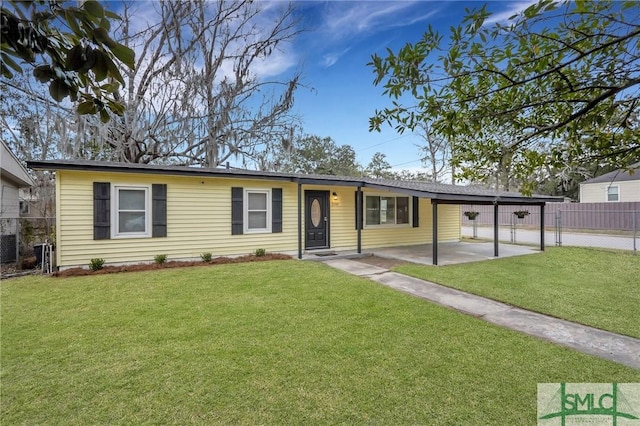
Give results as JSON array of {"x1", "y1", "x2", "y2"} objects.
[{"x1": 52, "y1": 253, "x2": 292, "y2": 277}]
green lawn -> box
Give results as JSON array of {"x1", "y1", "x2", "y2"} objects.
[
  {"x1": 2, "y1": 261, "x2": 638, "y2": 424},
  {"x1": 395, "y1": 247, "x2": 640, "y2": 338}
]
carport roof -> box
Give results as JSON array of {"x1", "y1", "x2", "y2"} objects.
[{"x1": 27, "y1": 159, "x2": 561, "y2": 205}]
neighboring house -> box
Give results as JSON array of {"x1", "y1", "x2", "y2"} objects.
[
  {"x1": 579, "y1": 163, "x2": 640, "y2": 203},
  {"x1": 19, "y1": 183, "x2": 56, "y2": 218},
  {"x1": 1, "y1": 141, "x2": 36, "y2": 263},
  {"x1": 18, "y1": 187, "x2": 36, "y2": 217},
  {"x1": 27, "y1": 160, "x2": 557, "y2": 269}
]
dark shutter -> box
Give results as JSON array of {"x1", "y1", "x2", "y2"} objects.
[
  {"x1": 93, "y1": 182, "x2": 111, "y2": 240},
  {"x1": 231, "y1": 187, "x2": 243, "y2": 235},
  {"x1": 272, "y1": 188, "x2": 283, "y2": 233},
  {"x1": 152, "y1": 184, "x2": 167, "y2": 238},
  {"x1": 412, "y1": 196, "x2": 419, "y2": 228}
]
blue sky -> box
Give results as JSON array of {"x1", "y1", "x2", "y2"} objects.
[{"x1": 278, "y1": 1, "x2": 534, "y2": 173}]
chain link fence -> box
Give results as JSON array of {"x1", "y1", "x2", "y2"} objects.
[
  {"x1": 0, "y1": 217, "x2": 55, "y2": 270},
  {"x1": 553, "y1": 208, "x2": 638, "y2": 252},
  {"x1": 461, "y1": 203, "x2": 639, "y2": 253}
]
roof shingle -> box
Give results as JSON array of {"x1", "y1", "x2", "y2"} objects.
[
  {"x1": 581, "y1": 163, "x2": 640, "y2": 184},
  {"x1": 27, "y1": 159, "x2": 561, "y2": 204}
]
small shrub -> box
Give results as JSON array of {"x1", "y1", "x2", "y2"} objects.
[
  {"x1": 21, "y1": 256, "x2": 37, "y2": 270},
  {"x1": 254, "y1": 248, "x2": 266, "y2": 257},
  {"x1": 513, "y1": 210, "x2": 530, "y2": 219},
  {"x1": 154, "y1": 254, "x2": 167, "y2": 265},
  {"x1": 89, "y1": 258, "x2": 105, "y2": 271},
  {"x1": 200, "y1": 252, "x2": 213, "y2": 262}
]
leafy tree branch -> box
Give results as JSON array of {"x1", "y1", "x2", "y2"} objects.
[
  {"x1": 369, "y1": 0, "x2": 640, "y2": 193},
  {"x1": 1, "y1": 0, "x2": 135, "y2": 120}
]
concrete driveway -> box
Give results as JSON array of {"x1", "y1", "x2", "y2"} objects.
[
  {"x1": 303, "y1": 242, "x2": 539, "y2": 265},
  {"x1": 364, "y1": 241, "x2": 540, "y2": 266}
]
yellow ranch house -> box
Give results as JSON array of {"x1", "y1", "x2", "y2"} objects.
[{"x1": 27, "y1": 160, "x2": 557, "y2": 269}]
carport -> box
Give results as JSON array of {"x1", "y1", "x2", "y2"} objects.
[
  {"x1": 367, "y1": 241, "x2": 540, "y2": 266},
  {"x1": 350, "y1": 179, "x2": 560, "y2": 265}
]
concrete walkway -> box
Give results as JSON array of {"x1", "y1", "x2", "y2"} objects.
[{"x1": 323, "y1": 258, "x2": 640, "y2": 370}]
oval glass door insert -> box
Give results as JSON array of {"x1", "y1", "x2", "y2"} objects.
[{"x1": 310, "y1": 199, "x2": 322, "y2": 227}]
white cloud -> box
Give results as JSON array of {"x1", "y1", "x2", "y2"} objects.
[
  {"x1": 309, "y1": 1, "x2": 439, "y2": 68},
  {"x1": 322, "y1": 1, "x2": 438, "y2": 40},
  {"x1": 327, "y1": 2, "x2": 414, "y2": 34},
  {"x1": 322, "y1": 47, "x2": 351, "y2": 68},
  {"x1": 322, "y1": 53, "x2": 339, "y2": 68},
  {"x1": 484, "y1": 0, "x2": 539, "y2": 25},
  {"x1": 404, "y1": 10, "x2": 441, "y2": 27},
  {"x1": 253, "y1": 46, "x2": 298, "y2": 78}
]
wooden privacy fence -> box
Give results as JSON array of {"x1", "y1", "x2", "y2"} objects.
[{"x1": 461, "y1": 202, "x2": 640, "y2": 231}]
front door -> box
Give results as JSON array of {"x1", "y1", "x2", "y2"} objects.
[{"x1": 305, "y1": 191, "x2": 329, "y2": 249}]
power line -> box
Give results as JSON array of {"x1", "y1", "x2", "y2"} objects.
[
  {"x1": 357, "y1": 133, "x2": 412, "y2": 152},
  {"x1": 390, "y1": 159, "x2": 423, "y2": 168}
]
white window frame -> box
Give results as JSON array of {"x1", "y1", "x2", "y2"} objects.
[
  {"x1": 606, "y1": 185, "x2": 619, "y2": 202},
  {"x1": 111, "y1": 185, "x2": 152, "y2": 238},
  {"x1": 364, "y1": 194, "x2": 411, "y2": 228},
  {"x1": 244, "y1": 189, "x2": 271, "y2": 234}
]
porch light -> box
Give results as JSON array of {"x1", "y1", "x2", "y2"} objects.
[{"x1": 332, "y1": 192, "x2": 338, "y2": 200}]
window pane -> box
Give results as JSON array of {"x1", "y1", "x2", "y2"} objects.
[
  {"x1": 397, "y1": 197, "x2": 409, "y2": 224},
  {"x1": 119, "y1": 212, "x2": 146, "y2": 233},
  {"x1": 310, "y1": 199, "x2": 322, "y2": 227},
  {"x1": 248, "y1": 211, "x2": 267, "y2": 229},
  {"x1": 381, "y1": 197, "x2": 395, "y2": 224},
  {"x1": 119, "y1": 189, "x2": 145, "y2": 210},
  {"x1": 607, "y1": 187, "x2": 618, "y2": 201},
  {"x1": 365, "y1": 196, "x2": 380, "y2": 225},
  {"x1": 248, "y1": 192, "x2": 267, "y2": 210}
]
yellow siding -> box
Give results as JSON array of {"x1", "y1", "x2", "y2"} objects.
[
  {"x1": 56, "y1": 171, "x2": 462, "y2": 268},
  {"x1": 358, "y1": 191, "x2": 460, "y2": 250},
  {"x1": 301, "y1": 185, "x2": 358, "y2": 249},
  {"x1": 625, "y1": 181, "x2": 640, "y2": 202},
  {"x1": 440, "y1": 204, "x2": 462, "y2": 240},
  {"x1": 57, "y1": 171, "x2": 300, "y2": 267},
  {"x1": 297, "y1": 186, "x2": 460, "y2": 250},
  {"x1": 580, "y1": 181, "x2": 640, "y2": 203}
]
